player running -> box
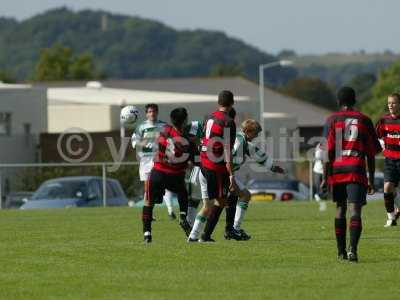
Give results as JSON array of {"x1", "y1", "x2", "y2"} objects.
[
  {"x1": 142, "y1": 107, "x2": 195, "y2": 243},
  {"x1": 188, "y1": 90, "x2": 237, "y2": 242},
  {"x1": 321, "y1": 87, "x2": 381, "y2": 262},
  {"x1": 200, "y1": 118, "x2": 285, "y2": 241},
  {"x1": 132, "y1": 103, "x2": 176, "y2": 220},
  {"x1": 375, "y1": 93, "x2": 400, "y2": 227}
]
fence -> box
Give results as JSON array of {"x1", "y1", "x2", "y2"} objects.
[{"x1": 0, "y1": 158, "x2": 385, "y2": 209}]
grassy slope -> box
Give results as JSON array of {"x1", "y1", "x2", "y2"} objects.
[{"x1": 0, "y1": 201, "x2": 399, "y2": 300}]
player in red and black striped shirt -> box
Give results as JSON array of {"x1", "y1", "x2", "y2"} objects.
[
  {"x1": 188, "y1": 90, "x2": 238, "y2": 242},
  {"x1": 321, "y1": 87, "x2": 381, "y2": 262},
  {"x1": 375, "y1": 92, "x2": 400, "y2": 227},
  {"x1": 142, "y1": 107, "x2": 195, "y2": 243}
]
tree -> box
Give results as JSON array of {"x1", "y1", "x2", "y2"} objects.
[
  {"x1": 209, "y1": 64, "x2": 243, "y2": 77},
  {"x1": 34, "y1": 44, "x2": 72, "y2": 81},
  {"x1": 277, "y1": 49, "x2": 297, "y2": 59},
  {"x1": 280, "y1": 77, "x2": 337, "y2": 110},
  {"x1": 361, "y1": 60, "x2": 400, "y2": 121},
  {"x1": 346, "y1": 73, "x2": 376, "y2": 106},
  {"x1": 0, "y1": 70, "x2": 16, "y2": 83},
  {"x1": 34, "y1": 44, "x2": 98, "y2": 81}
]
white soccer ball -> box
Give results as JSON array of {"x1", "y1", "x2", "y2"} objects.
[{"x1": 120, "y1": 105, "x2": 139, "y2": 128}]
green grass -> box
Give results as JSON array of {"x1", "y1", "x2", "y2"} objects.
[{"x1": 0, "y1": 201, "x2": 399, "y2": 300}]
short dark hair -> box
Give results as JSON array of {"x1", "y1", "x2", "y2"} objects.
[
  {"x1": 170, "y1": 107, "x2": 188, "y2": 128},
  {"x1": 389, "y1": 93, "x2": 400, "y2": 102},
  {"x1": 228, "y1": 107, "x2": 236, "y2": 119},
  {"x1": 218, "y1": 90, "x2": 234, "y2": 107},
  {"x1": 145, "y1": 103, "x2": 158, "y2": 113},
  {"x1": 337, "y1": 86, "x2": 356, "y2": 107}
]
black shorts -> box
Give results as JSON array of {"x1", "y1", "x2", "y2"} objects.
[
  {"x1": 332, "y1": 183, "x2": 367, "y2": 206},
  {"x1": 200, "y1": 167, "x2": 229, "y2": 200},
  {"x1": 148, "y1": 169, "x2": 187, "y2": 205},
  {"x1": 384, "y1": 157, "x2": 400, "y2": 185}
]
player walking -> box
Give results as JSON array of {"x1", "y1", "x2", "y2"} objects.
[
  {"x1": 375, "y1": 93, "x2": 400, "y2": 227},
  {"x1": 321, "y1": 87, "x2": 381, "y2": 262}
]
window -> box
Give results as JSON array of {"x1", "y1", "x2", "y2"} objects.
[{"x1": 0, "y1": 113, "x2": 11, "y2": 136}]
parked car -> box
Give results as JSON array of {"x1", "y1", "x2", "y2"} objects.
[
  {"x1": 4, "y1": 191, "x2": 33, "y2": 209},
  {"x1": 20, "y1": 176, "x2": 128, "y2": 209},
  {"x1": 247, "y1": 178, "x2": 309, "y2": 201}
]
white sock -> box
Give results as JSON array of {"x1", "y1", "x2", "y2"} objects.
[
  {"x1": 187, "y1": 206, "x2": 198, "y2": 227},
  {"x1": 388, "y1": 212, "x2": 396, "y2": 220},
  {"x1": 234, "y1": 201, "x2": 248, "y2": 230},
  {"x1": 189, "y1": 215, "x2": 207, "y2": 240},
  {"x1": 164, "y1": 190, "x2": 174, "y2": 215}
]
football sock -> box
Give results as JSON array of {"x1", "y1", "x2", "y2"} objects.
[
  {"x1": 187, "y1": 205, "x2": 198, "y2": 227},
  {"x1": 189, "y1": 214, "x2": 208, "y2": 240},
  {"x1": 384, "y1": 193, "x2": 395, "y2": 218},
  {"x1": 226, "y1": 194, "x2": 237, "y2": 231},
  {"x1": 177, "y1": 194, "x2": 188, "y2": 217},
  {"x1": 164, "y1": 190, "x2": 174, "y2": 215},
  {"x1": 349, "y1": 216, "x2": 362, "y2": 252},
  {"x1": 334, "y1": 218, "x2": 346, "y2": 254},
  {"x1": 142, "y1": 206, "x2": 153, "y2": 233},
  {"x1": 203, "y1": 205, "x2": 223, "y2": 238},
  {"x1": 234, "y1": 201, "x2": 249, "y2": 230}
]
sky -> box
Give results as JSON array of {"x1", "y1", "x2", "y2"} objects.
[{"x1": 1, "y1": 0, "x2": 399, "y2": 55}]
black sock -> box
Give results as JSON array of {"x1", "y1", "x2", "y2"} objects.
[
  {"x1": 334, "y1": 218, "x2": 346, "y2": 254},
  {"x1": 384, "y1": 193, "x2": 395, "y2": 213},
  {"x1": 203, "y1": 205, "x2": 223, "y2": 238},
  {"x1": 225, "y1": 194, "x2": 237, "y2": 231},
  {"x1": 177, "y1": 191, "x2": 188, "y2": 217},
  {"x1": 349, "y1": 216, "x2": 362, "y2": 252},
  {"x1": 142, "y1": 206, "x2": 153, "y2": 233}
]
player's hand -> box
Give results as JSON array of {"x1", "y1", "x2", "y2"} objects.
[
  {"x1": 367, "y1": 182, "x2": 375, "y2": 195},
  {"x1": 229, "y1": 176, "x2": 239, "y2": 193},
  {"x1": 271, "y1": 165, "x2": 285, "y2": 174},
  {"x1": 320, "y1": 180, "x2": 328, "y2": 194}
]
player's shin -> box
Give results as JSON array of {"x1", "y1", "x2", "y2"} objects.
[
  {"x1": 234, "y1": 200, "x2": 249, "y2": 231},
  {"x1": 334, "y1": 218, "x2": 347, "y2": 257},
  {"x1": 384, "y1": 192, "x2": 395, "y2": 219},
  {"x1": 142, "y1": 205, "x2": 153, "y2": 235},
  {"x1": 202, "y1": 205, "x2": 223, "y2": 239}
]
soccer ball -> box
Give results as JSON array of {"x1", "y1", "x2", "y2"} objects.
[{"x1": 120, "y1": 105, "x2": 139, "y2": 128}]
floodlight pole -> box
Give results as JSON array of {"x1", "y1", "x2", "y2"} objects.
[{"x1": 258, "y1": 60, "x2": 294, "y2": 146}]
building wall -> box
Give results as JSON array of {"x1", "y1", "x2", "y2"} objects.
[{"x1": 0, "y1": 88, "x2": 47, "y2": 163}]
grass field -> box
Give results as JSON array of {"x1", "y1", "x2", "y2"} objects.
[{"x1": 0, "y1": 201, "x2": 399, "y2": 300}]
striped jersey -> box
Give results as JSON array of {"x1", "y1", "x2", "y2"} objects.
[
  {"x1": 375, "y1": 114, "x2": 400, "y2": 159},
  {"x1": 324, "y1": 109, "x2": 381, "y2": 186},
  {"x1": 153, "y1": 124, "x2": 193, "y2": 174},
  {"x1": 131, "y1": 120, "x2": 166, "y2": 157},
  {"x1": 232, "y1": 131, "x2": 273, "y2": 171},
  {"x1": 200, "y1": 110, "x2": 236, "y2": 173}
]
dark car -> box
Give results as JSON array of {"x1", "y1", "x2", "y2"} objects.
[
  {"x1": 4, "y1": 191, "x2": 34, "y2": 209},
  {"x1": 247, "y1": 178, "x2": 309, "y2": 201},
  {"x1": 20, "y1": 176, "x2": 128, "y2": 209}
]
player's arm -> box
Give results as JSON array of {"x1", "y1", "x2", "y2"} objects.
[
  {"x1": 366, "y1": 156, "x2": 375, "y2": 195},
  {"x1": 131, "y1": 125, "x2": 142, "y2": 149},
  {"x1": 224, "y1": 120, "x2": 236, "y2": 189},
  {"x1": 366, "y1": 117, "x2": 382, "y2": 194},
  {"x1": 248, "y1": 142, "x2": 284, "y2": 173}
]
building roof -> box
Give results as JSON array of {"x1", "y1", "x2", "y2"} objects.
[
  {"x1": 0, "y1": 82, "x2": 32, "y2": 89},
  {"x1": 35, "y1": 77, "x2": 332, "y2": 127}
]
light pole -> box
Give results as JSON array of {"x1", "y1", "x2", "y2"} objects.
[{"x1": 259, "y1": 60, "x2": 293, "y2": 144}]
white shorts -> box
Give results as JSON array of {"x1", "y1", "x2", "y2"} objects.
[
  {"x1": 139, "y1": 156, "x2": 154, "y2": 181},
  {"x1": 198, "y1": 172, "x2": 245, "y2": 200}
]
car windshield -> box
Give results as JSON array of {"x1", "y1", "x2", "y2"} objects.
[
  {"x1": 248, "y1": 180, "x2": 299, "y2": 191},
  {"x1": 33, "y1": 180, "x2": 88, "y2": 200}
]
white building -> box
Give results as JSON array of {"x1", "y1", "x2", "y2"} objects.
[{"x1": 0, "y1": 83, "x2": 47, "y2": 163}]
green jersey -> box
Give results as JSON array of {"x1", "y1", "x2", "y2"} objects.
[
  {"x1": 185, "y1": 120, "x2": 204, "y2": 138},
  {"x1": 232, "y1": 131, "x2": 273, "y2": 172},
  {"x1": 131, "y1": 120, "x2": 166, "y2": 157}
]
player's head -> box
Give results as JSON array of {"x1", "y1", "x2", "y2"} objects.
[
  {"x1": 388, "y1": 93, "x2": 400, "y2": 116},
  {"x1": 228, "y1": 107, "x2": 236, "y2": 120},
  {"x1": 241, "y1": 119, "x2": 262, "y2": 141},
  {"x1": 170, "y1": 107, "x2": 188, "y2": 129},
  {"x1": 145, "y1": 103, "x2": 158, "y2": 122},
  {"x1": 218, "y1": 90, "x2": 234, "y2": 110},
  {"x1": 337, "y1": 86, "x2": 356, "y2": 107}
]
